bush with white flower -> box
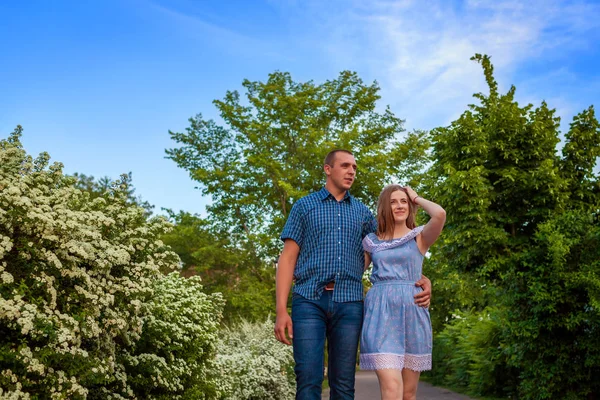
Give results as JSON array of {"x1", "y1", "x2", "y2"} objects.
[
  {"x1": 0, "y1": 127, "x2": 182, "y2": 398},
  {"x1": 123, "y1": 272, "x2": 224, "y2": 399},
  {"x1": 0, "y1": 127, "x2": 300, "y2": 400},
  {"x1": 214, "y1": 318, "x2": 295, "y2": 400}
]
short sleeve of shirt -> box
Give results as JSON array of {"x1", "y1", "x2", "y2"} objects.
[
  {"x1": 280, "y1": 201, "x2": 305, "y2": 248},
  {"x1": 361, "y1": 209, "x2": 377, "y2": 239}
]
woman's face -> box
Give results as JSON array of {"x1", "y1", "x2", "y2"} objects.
[{"x1": 390, "y1": 190, "x2": 410, "y2": 224}]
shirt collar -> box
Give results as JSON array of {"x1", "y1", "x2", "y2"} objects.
[{"x1": 318, "y1": 187, "x2": 353, "y2": 203}]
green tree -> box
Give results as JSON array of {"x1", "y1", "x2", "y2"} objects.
[
  {"x1": 161, "y1": 211, "x2": 275, "y2": 322},
  {"x1": 424, "y1": 53, "x2": 566, "y2": 337},
  {"x1": 503, "y1": 107, "x2": 600, "y2": 399},
  {"x1": 560, "y1": 105, "x2": 600, "y2": 209},
  {"x1": 166, "y1": 71, "x2": 430, "y2": 325},
  {"x1": 72, "y1": 171, "x2": 155, "y2": 217},
  {"x1": 166, "y1": 71, "x2": 429, "y2": 261},
  {"x1": 423, "y1": 55, "x2": 600, "y2": 398},
  {"x1": 507, "y1": 210, "x2": 600, "y2": 399},
  {"x1": 427, "y1": 54, "x2": 566, "y2": 280}
]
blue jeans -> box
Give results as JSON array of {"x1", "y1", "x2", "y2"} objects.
[{"x1": 291, "y1": 291, "x2": 363, "y2": 400}]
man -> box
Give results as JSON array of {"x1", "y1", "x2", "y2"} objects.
[{"x1": 274, "y1": 149, "x2": 431, "y2": 399}]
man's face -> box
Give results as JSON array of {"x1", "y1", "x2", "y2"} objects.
[{"x1": 325, "y1": 152, "x2": 357, "y2": 191}]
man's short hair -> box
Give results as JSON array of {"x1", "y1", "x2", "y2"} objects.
[{"x1": 324, "y1": 149, "x2": 353, "y2": 167}]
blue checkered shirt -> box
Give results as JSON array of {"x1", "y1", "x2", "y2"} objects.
[{"x1": 280, "y1": 187, "x2": 377, "y2": 302}]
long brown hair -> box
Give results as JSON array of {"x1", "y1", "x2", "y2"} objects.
[{"x1": 376, "y1": 184, "x2": 417, "y2": 239}]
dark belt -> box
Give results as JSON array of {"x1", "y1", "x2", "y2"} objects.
[{"x1": 324, "y1": 282, "x2": 335, "y2": 291}]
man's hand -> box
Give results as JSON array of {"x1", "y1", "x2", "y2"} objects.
[
  {"x1": 414, "y1": 275, "x2": 431, "y2": 308},
  {"x1": 275, "y1": 240, "x2": 299, "y2": 345},
  {"x1": 274, "y1": 312, "x2": 293, "y2": 345}
]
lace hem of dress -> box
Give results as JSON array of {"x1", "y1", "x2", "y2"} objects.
[
  {"x1": 360, "y1": 353, "x2": 432, "y2": 371},
  {"x1": 363, "y1": 226, "x2": 424, "y2": 253}
]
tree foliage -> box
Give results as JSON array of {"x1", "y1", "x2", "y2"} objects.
[
  {"x1": 166, "y1": 71, "x2": 429, "y2": 260},
  {"x1": 427, "y1": 54, "x2": 566, "y2": 279},
  {"x1": 423, "y1": 55, "x2": 600, "y2": 399},
  {"x1": 165, "y1": 70, "x2": 431, "y2": 327},
  {"x1": 169, "y1": 57, "x2": 600, "y2": 398},
  {"x1": 72, "y1": 172, "x2": 154, "y2": 218},
  {"x1": 161, "y1": 211, "x2": 275, "y2": 322}
]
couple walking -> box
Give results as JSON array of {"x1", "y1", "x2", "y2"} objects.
[{"x1": 274, "y1": 149, "x2": 446, "y2": 400}]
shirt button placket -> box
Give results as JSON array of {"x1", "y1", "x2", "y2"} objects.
[{"x1": 337, "y1": 202, "x2": 341, "y2": 293}]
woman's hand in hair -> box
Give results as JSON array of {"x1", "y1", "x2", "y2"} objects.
[{"x1": 403, "y1": 186, "x2": 419, "y2": 203}]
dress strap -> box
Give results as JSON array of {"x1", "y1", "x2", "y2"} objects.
[{"x1": 363, "y1": 226, "x2": 424, "y2": 254}]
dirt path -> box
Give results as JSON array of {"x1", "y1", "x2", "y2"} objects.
[{"x1": 322, "y1": 370, "x2": 474, "y2": 399}]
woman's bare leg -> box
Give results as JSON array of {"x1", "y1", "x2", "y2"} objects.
[
  {"x1": 401, "y1": 369, "x2": 421, "y2": 400},
  {"x1": 375, "y1": 369, "x2": 403, "y2": 400}
]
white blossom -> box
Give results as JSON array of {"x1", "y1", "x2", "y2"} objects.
[
  {"x1": 214, "y1": 318, "x2": 296, "y2": 400},
  {"x1": 0, "y1": 132, "x2": 180, "y2": 398},
  {"x1": 1, "y1": 129, "x2": 294, "y2": 400}
]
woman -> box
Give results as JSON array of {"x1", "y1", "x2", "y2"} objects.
[{"x1": 360, "y1": 185, "x2": 446, "y2": 400}]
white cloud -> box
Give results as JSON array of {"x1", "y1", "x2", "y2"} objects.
[
  {"x1": 143, "y1": 0, "x2": 599, "y2": 132},
  {"x1": 290, "y1": 0, "x2": 600, "y2": 130}
]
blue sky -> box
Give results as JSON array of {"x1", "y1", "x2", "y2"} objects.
[{"x1": 2, "y1": 0, "x2": 599, "y2": 216}]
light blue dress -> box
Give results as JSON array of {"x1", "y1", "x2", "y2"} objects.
[{"x1": 359, "y1": 226, "x2": 432, "y2": 371}]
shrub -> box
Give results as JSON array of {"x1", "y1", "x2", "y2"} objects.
[
  {"x1": 0, "y1": 127, "x2": 180, "y2": 398},
  {"x1": 214, "y1": 318, "x2": 295, "y2": 400},
  {"x1": 123, "y1": 272, "x2": 225, "y2": 399},
  {"x1": 427, "y1": 307, "x2": 517, "y2": 398},
  {"x1": 504, "y1": 211, "x2": 600, "y2": 399}
]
